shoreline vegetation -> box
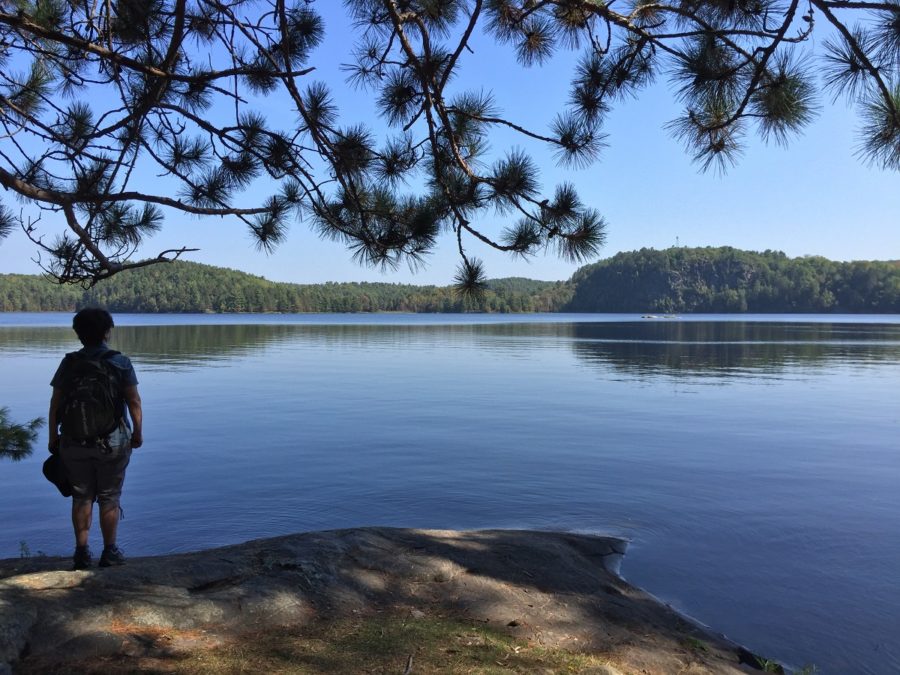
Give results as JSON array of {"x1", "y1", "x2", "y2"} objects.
[
  {"x1": 2, "y1": 247, "x2": 899, "y2": 315},
  {"x1": 0, "y1": 527, "x2": 792, "y2": 674}
]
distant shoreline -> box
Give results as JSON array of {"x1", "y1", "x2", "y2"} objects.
[
  {"x1": 3, "y1": 309, "x2": 900, "y2": 316},
  {"x1": 3, "y1": 247, "x2": 899, "y2": 313}
]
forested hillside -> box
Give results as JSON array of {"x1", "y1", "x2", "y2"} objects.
[
  {"x1": 0, "y1": 262, "x2": 571, "y2": 313},
  {"x1": 568, "y1": 248, "x2": 900, "y2": 313},
  {"x1": 2, "y1": 248, "x2": 898, "y2": 314}
]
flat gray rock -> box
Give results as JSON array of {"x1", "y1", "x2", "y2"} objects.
[{"x1": 0, "y1": 528, "x2": 769, "y2": 673}]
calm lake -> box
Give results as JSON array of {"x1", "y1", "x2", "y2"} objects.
[{"x1": 1, "y1": 313, "x2": 899, "y2": 673}]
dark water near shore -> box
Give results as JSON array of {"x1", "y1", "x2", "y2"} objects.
[{"x1": 1, "y1": 313, "x2": 899, "y2": 673}]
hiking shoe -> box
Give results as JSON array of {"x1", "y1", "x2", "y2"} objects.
[
  {"x1": 73, "y1": 546, "x2": 92, "y2": 570},
  {"x1": 99, "y1": 545, "x2": 126, "y2": 567}
]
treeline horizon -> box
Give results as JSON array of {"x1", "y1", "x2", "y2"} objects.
[
  {"x1": 1, "y1": 247, "x2": 899, "y2": 314},
  {"x1": 0, "y1": 262, "x2": 572, "y2": 313}
]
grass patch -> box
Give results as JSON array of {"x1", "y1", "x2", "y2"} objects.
[
  {"x1": 52, "y1": 612, "x2": 619, "y2": 674},
  {"x1": 683, "y1": 636, "x2": 709, "y2": 653},
  {"x1": 182, "y1": 614, "x2": 612, "y2": 674}
]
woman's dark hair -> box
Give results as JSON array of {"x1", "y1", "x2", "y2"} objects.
[{"x1": 72, "y1": 308, "x2": 114, "y2": 346}]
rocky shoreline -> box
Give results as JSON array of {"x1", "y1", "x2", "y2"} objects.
[{"x1": 0, "y1": 528, "x2": 778, "y2": 673}]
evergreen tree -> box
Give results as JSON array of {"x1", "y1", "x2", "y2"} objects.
[
  {"x1": 0, "y1": 1, "x2": 897, "y2": 290},
  {"x1": 567, "y1": 247, "x2": 900, "y2": 312},
  {"x1": 0, "y1": 407, "x2": 43, "y2": 461}
]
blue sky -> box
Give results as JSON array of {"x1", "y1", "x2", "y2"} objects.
[{"x1": 1, "y1": 3, "x2": 897, "y2": 284}]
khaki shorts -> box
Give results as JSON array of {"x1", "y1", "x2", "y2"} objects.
[{"x1": 59, "y1": 441, "x2": 132, "y2": 509}]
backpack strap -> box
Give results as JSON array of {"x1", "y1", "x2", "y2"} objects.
[
  {"x1": 100, "y1": 351, "x2": 126, "y2": 436},
  {"x1": 58, "y1": 351, "x2": 82, "y2": 385},
  {"x1": 99, "y1": 350, "x2": 125, "y2": 392}
]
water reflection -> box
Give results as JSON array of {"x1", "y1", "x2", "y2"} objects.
[
  {"x1": 2, "y1": 320, "x2": 899, "y2": 377},
  {"x1": 0, "y1": 324, "x2": 304, "y2": 367},
  {"x1": 568, "y1": 321, "x2": 900, "y2": 378}
]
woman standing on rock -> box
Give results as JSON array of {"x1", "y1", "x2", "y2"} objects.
[{"x1": 47, "y1": 308, "x2": 143, "y2": 570}]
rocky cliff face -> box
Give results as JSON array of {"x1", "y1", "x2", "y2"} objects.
[{"x1": 0, "y1": 528, "x2": 770, "y2": 674}]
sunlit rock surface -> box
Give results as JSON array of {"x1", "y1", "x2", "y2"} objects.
[{"x1": 0, "y1": 528, "x2": 771, "y2": 674}]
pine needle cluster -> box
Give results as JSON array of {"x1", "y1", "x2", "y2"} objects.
[{"x1": 0, "y1": 0, "x2": 896, "y2": 288}]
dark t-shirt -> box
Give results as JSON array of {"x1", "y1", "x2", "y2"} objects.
[{"x1": 51, "y1": 343, "x2": 139, "y2": 425}]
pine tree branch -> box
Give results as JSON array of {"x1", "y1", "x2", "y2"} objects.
[
  {"x1": 448, "y1": 110, "x2": 559, "y2": 144},
  {"x1": 1, "y1": 0, "x2": 895, "y2": 285},
  {"x1": 439, "y1": 0, "x2": 482, "y2": 92},
  {"x1": 0, "y1": 165, "x2": 274, "y2": 216},
  {"x1": 61, "y1": 202, "x2": 118, "y2": 271},
  {"x1": 699, "y1": 0, "x2": 805, "y2": 133},
  {"x1": 0, "y1": 10, "x2": 315, "y2": 85},
  {"x1": 813, "y1": 0, "x2": 898, "y2": 110},
  {"x1": 383, "y1": 0, "x2": 478, "y2": 179}
]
